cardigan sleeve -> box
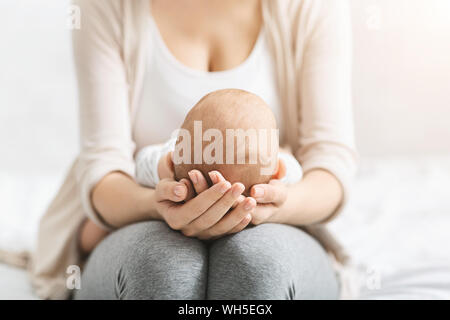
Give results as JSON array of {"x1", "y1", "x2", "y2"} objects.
[
  {"x1": 294, "y1": 0, "x2": 358, "y2": 219},
  {"x1": 72, "y1": 0, "x2": 136, "y2": 230}
]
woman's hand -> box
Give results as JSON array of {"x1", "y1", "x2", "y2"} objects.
[
  {"x1": 249, "y1": 179, "x2": 289, "y2": 225},
  {"x1": 249, "y1": 169, "x2": 345, "y2": 226},
  {"x1": 154, "y1": 171, "x2": 255, "y2": 240}
]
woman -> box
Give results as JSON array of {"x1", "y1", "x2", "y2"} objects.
[{"x1": 31, "y1": 0, "x2": 357, "y2": 299}]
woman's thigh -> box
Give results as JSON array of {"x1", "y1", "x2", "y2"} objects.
[
  {"x1": 207, "y1": 223, "x2": 339, "y2": 300},
  {"x1": 74, "y1": 221, "x2": 208, "y2": 300}
]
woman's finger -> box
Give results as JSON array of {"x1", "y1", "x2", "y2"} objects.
[
  {"x1": 227, "y1": 212, "x2": 253, "y2": 234},
  {"x1": 208, "y1": 170, "x2": 226, "y2": 184},
  {"x1": 250, "y1": 180, "x2": 287, "y2": 205},
  {"x1": 181, "y1": 180, "x2": 231, "y2": 223},
  {"x1": 217, "y1": 197, "x2": 255, "y2": 234},
  {"x1": 182, "y1": 183, "x2": 245, "y2": 236},
  {"x1": 231, "y1": 195, "x2": 245, "y2": 209},
  {"x1": 212, "y1": 170, "x2": 242, "y2": 208},
  {"x1": 180, "y1": 178, "x2": 196, "y2": 201},
  {"x1": 196, "y1": 197, "x2": 255, "y2": 239},
  {"x1": 250, "y1": 204, "x2": 275, "y2": 225},
  {"x1": 155, "y1": 178, "x2": 188, "y2": 202},
  {"x1": 188, "y1": 169, "x2": 209, "y2": 194}
]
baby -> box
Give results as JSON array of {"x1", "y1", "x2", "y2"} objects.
[
  {"x1": 79, "y1": 89, "x2": 302, "y2": 253},
  {"x1": 137, "y1": 89, "x2": 303, "y2": 192},
  {"x1": 173, "y1": 89, "x2": 280, "y2": 195}
]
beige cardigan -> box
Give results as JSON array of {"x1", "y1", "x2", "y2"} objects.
[{"x1": 22, "y1": 0, "x2": 357, "y2": 299}]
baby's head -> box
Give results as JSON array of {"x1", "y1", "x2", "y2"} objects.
[{"x1": 173, "y1": 89, "x2": 280, "y2": 195}]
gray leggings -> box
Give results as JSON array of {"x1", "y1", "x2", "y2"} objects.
[{"x1": 74, "y1": 221, "x2": 339, "y2": 300}]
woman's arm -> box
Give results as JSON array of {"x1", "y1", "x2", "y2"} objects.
[
  {"x1": 249, "y1": 1, "x2": 355, "y2": 226},
  {"x1": 73, "y1": 0, "x2": 139, "y2": 229},
  {"x1": 91, "y1": 145, "x2": 185, "y2": 228},
  {"x1": 91, "y1": 172, "x2": 160, "y2": 228},
  {"x1": 78, "y1": 172, "x2": 164, "y2": 255},
  {"x1": 294, "y1": 0, "x2": 357, "y2": 212},
  {"x1": 80, "y1": 148, "x2": 180, "y2": 252},
  {"x1": 249, "y1": 169, "x2": 342, "y2": 226},
  {"x1": 249, "y1": 2, "x2": 357, "y2": 227},
  {"x1": 284, "y1": 170, "x2": 342, "y2": 225},
  {"x1": 281, "y1": 169, "x2": 343, "y2": 225}
]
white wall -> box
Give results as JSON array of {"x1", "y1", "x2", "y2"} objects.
[
  {"x1": 0, "y1": 0, "x2": 78, "y2": 176},
  {"x1": 351, "y1": 0, "x2": 450, "y2": 155}
]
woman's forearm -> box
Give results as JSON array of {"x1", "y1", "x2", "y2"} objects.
[
  {"x1": 276, "y1": 169, "x2": 344, "y2": 226},
  {"x1": 91, "y1": 172, "x2": 161, "y2": 228}
]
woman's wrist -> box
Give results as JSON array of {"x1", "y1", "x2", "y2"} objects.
[
  {"x1": 269, "y1": 183, "x2": 301, "y2": 224},
  {"x1": 137, "y1": 185, "x2": 163, "y2": 221},
  {"x1": 274, "y1": 170, "x2": 343, "y2": 226},
  {"x1": 92, "y1": 172, "x2": 165, "y2": 228}
]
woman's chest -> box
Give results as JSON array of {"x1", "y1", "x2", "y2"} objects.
[
  {"x1": 133, "y1": 18, "x2": 282, "y2": 151},
  {"x1": 150, "y1": 0, "x2": 262, "y2": 73}
]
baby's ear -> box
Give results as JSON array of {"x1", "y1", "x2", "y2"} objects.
[{"x1": 271, "y1": 158, "x2": 286, "y2": 180}]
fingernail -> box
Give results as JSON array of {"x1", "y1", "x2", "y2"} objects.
[
  {"x1": 208, "y1": 171, "x2": 217, "y2": 184},
  {"x1": 219, "y1": 181, "x2": 231, "y2": 194},
  {"x1": 188, "y1": 171, "x2": 198, "y2": 184},
  {"x1": 244, "y1": 199, "x2": 254, "y2": 211},
  {"x1": 245, "y1": 213, "x2": 252, "y2": 220},
  {"x1": 253, "y1": 187, "x2": 264, "y2": 198},
  {"x1": 174, "y1": 185, "x2": 185, "y2": 197},
  {"x1": 232, "y1": 184, "x2": 245, "y2": 198}
]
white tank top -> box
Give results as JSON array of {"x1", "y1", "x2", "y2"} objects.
[{"x1": 133, "y1": 15, "x2": 282, "y2": 151}]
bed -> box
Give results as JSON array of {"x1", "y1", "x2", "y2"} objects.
[
  {"x1": 329, "y1": 155, "x2": 450, "y2": 299},
  {"x1": 1, "y1": 155, "x2": 449, "y2": 299}
]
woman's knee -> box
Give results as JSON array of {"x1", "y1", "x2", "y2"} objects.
[
  {"x1": 77, "y1": 221, "x2": 208, "y2": 299},
  {"x1": 207, "y1": 223, "x2": 339, "y2": 300}
]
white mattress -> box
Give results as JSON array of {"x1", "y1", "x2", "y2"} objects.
[
  {"x1": 0, "y1": 264, "x2": 36, "y2": 300},
  {"x1": 328, "y1": 155, "x2": 450, "y2": 299},
  {"x1": 1, "y1": 155, "x2": 449, "y2": 299}
]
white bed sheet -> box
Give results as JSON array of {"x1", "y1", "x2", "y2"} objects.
[
  {"x1": 0, "y1": 264, "x2": 36, "y2": 300},
  {"x1": 329, "y1": 155, "x2": 450, "y2": 299},
  {"x1": 1, "y1": 155, "x2": 449, "y2": 299}
]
